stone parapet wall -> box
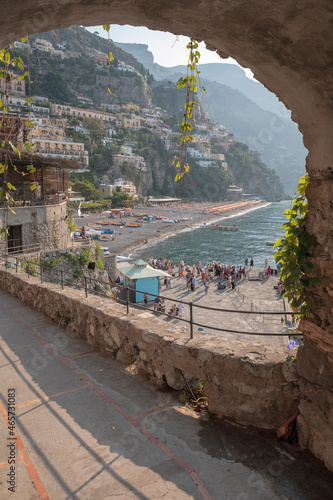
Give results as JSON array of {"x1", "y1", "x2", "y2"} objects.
[{"x1": 0, "y1": 268, "x2": 300, "y2": 431}]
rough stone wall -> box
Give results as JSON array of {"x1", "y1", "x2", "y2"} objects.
[
  {"x1": 0, "y1": 202, "x2": 69, "y2": 252},
  {"x1": 18, "y1": 245, "x2": 109, "y2": 295},
  {"x1": 103, "y1": 254, "x2": 117, "y2": 282},
  {"x1": 0, "y1": 268, "x2": 300, "y2": 431}
]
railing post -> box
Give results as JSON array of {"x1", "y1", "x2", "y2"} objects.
[
  {"x1": 5, "y1": 253, "x2": 8, "y2": 268},
  {"x1": 126, "y1": 286, "x2": 129, "y2": 314},
  {"x1": 41, "y1": 266, "x2": 43, "y2": 284},
  {"x1": 61, "y1": 269, "x2": 64, "y2": 290},
  {"x1": 84, "y1": 276, "x2": 88, "y2": 298},
  {"x1": 15, "y1": 258, "x2": 18, "y2": 273},
  {"x1": 28, "y1": 263, "x2": 30, "y2": 279},
  {"x1": 189, "y1": 301, "x2": 193, "y2": 339}
]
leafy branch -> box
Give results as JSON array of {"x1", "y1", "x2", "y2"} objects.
[
  {"x1": 274, "y1": 174, "x2": 320, "y2": 319},
  {"x1": 0, "y1": 40, "x2": 35, "y2": 235},
  {"x1": 173, "y1": 39, "x2": 206, "y2": 183}
]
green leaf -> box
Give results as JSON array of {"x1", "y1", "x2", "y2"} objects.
[{"x1": 8, "y1": 142, "x2": 21, "y2": 158}]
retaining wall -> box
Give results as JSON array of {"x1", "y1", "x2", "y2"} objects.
[{"x1": 0, "y1": 268, "x2": 301, "y2": 430}]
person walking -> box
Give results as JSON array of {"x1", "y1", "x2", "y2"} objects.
[{"x1": 178, "y1": 302, "x2": 184, "y2": 317}]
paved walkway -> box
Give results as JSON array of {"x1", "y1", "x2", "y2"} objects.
[
  {"x1": 0, "y1": 289, "x2": 332, "y2": 499},
  {"x1": 146, "y1": 271, "x2": 291, "y2": 348}
]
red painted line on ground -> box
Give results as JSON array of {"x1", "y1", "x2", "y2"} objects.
[
  {"x1": 0, "y1": 298, "x2": 212, "y2": 500},
  {"x1": 0, "y1": 341, "x2": 43, "y2": 352},
  {"x1": 0, "y1": 456, "x2": 22, "y2": 468},
  {"x1": 64, "y1": 350, "x2": 95, "y2": 359},
  {"x1": 133, "y1": 404, "x2": 171, "y2": 420},
  {"x1": 15, "y1": 385, "x2": 89, "y2": 409},
  {"x1": 0, "y1": 399, "x2": 50, "y2": 500}
]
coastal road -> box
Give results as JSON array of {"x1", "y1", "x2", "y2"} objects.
[{"x1": 1, "y1": 289, "x2": 332, "y2": 499}]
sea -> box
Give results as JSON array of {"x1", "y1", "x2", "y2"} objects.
[{"x1": 132, "y1": 201, "x2": 291, "y2": 268}]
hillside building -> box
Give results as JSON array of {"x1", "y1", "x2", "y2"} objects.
[{"x1": 0, "y1": 71, "x2": 26, "y2": 96}]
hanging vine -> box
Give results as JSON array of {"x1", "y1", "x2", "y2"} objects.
[
  {"x1": 274, "y1": 174, "x2": 320, "y2": 319},
  {"x1": 173, "y1": 39, "x2": 206, "y2": 184},
  {"x1": 102, "y1": 24, "x2": 116, "y2": 100}
]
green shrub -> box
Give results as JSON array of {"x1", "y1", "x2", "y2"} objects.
[{"x1": 79, "y1": 249, "x2": 92, "y2": 265}]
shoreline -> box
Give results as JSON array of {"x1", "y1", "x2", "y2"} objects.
[
  {"x1": 75, "y1": 201, "x2": 273, "y2": 258},
  {"x1": 126, "y1": 201, "x2": 271, "y2": 257}
]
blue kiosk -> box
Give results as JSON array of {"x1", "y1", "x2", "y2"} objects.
[{"x1": 118, "y1": 259, "x2": 170, "y2": 303}]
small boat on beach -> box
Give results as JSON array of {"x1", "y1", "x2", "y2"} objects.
[
  {"x1": 97, "y1": 235, "x2": 112, "y2": 241},
  {"x1": 110, "y1": 221, "x2": 124, "y2": 226},
  {"x1": 95, "y1": 220, "x2": 110, "y2": 226},
  {"x1": 126, "y1": 222, "x2": 142, "y2": 228}
]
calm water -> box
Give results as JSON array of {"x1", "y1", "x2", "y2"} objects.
[{"x1": 133, "y1": 201, "x2": 290, "y2": 268}]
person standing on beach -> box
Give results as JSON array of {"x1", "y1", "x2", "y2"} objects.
[
  {"x1": 245, "y1": 256, "x2": 248, "y2": 267},
  {"x1": 250, "y1": 257, "x2": 254, "y2": 268},
  {"x1": 153, "y1": 296, "x2": 160, "y2": 311},
  {"x1": 204, "y1": 278, "x2": 209, "y2": 295},
  {"x1": 178, "y1": 302, "x2": 184, "y2": 317},
  {"x1": 144, "y1": 293, "x2": 148, "y2": 308},
  {"x1": 264, "y1": 258, "x2": 268, "y2": 269},
  {"x1": 192, "y1": 275, "x2": 197, "y2": 291}
]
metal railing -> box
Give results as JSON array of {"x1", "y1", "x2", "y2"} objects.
[
  {"x1": 0, "y1": 255, "x2": 297, "y2": 340},
  {"x1": 2, "y1": 242, "x2": 41, "y2": 256}
]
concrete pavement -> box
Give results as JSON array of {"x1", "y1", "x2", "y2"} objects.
[{"x1": 0, "y1": 288, "x2": 332, "y2": 499}]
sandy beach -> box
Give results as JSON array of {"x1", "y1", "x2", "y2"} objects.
[{"x1": 74, "y1": 200, "x2": 271, "y2": 256}]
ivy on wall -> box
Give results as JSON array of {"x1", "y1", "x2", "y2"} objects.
[{"x1": 274, "y1": 174, "x2": 320, "y2": 319}]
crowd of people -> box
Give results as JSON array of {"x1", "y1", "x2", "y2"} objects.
[
  {"x1": 136, "y1": 256, "x2": 283, "y2": 317},
  {"x1": 147, "y1": 256, "x2": 254, "y2": 293}
]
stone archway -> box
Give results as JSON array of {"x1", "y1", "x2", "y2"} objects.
[{"x1": 1, "y1": 0, "x2": 332, "y2": 469}]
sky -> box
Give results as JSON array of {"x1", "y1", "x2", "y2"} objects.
[{"x1": 86, "y1": 25, "x2": 254, "y2": 78}]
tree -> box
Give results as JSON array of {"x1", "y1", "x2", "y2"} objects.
[
  {"x1": 71, "y1": 180, "x2": 103, "y2": 201},
  {"x1": 110, "y1": 190, "x2": 133, "y2": 208}
]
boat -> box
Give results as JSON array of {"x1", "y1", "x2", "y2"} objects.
[
  {"x1": 266, "y1": 241, "x2": 275, "y2": 246},
  {"x1": 126, "y1": 222, "x2": 142, "y2": 228},
  {"x1": 97, "y1": 235, "x2": 111, "y2": 241},
  {"x1": 110, "y1": 221, "x2": 124, "y2": 226},
  {"x1": 102, "y1": 229, "x2": 114, "y2": 234},
  {"x1": 95, "y1": 220, "x2": 110, "y2": 226},
  {"x1": 212, "y1": 224, "x2": 239, "y2": 231}
]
